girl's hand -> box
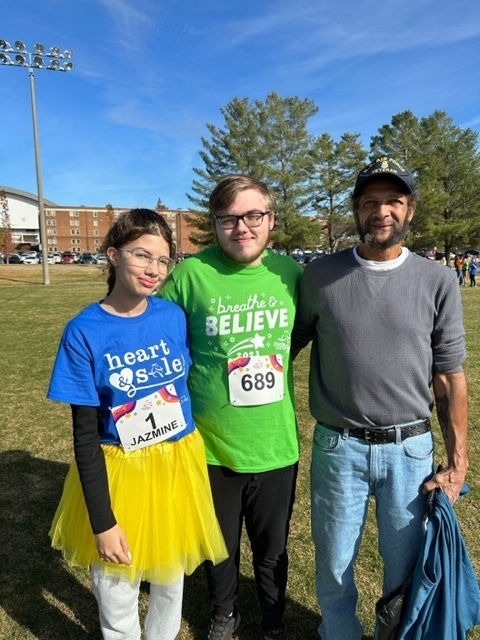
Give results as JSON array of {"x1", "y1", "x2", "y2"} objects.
[{"x1": 95, "y1": 524, "x2": 133, "y2": 565}]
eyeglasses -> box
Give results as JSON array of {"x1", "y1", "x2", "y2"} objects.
[
  {"x1": 213, "y1": 210, "x2": 271, "y2": 230},
  {"x1": 119, "y1": 248, "x2": 175, "y2": 274}
]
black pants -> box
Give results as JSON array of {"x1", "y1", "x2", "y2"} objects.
[{"x1": 205, "y1": 463, "x2": 298, "y2": 630}]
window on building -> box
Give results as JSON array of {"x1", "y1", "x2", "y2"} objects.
[
  {"x1": 93, "y1": 220, "x2": 98, "y2": 226},
  {"x1": 69, "y1": 211, "x2": 80, "y2": 217},
  {"x1": 46, "y1": 219, "x2": 56, "y2": 226},
  {"x1": 46, "y1": 210, "x2": 56, "y2": 217},
  {"x1": 93, "y1": 211, "x2": 98, "y2": 217},
  {"x1": 94, "y1": 239, "x2": 99, "y2": 245},
  {"x1": 94, "y1": 230, "x2": 99, "y2": 235}
]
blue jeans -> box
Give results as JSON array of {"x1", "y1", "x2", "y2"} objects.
[{"x1": 310, "y1": 423, "x2": 434, "y2": 640}]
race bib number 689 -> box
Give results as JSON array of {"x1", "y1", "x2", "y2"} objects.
[{"x1": 227, "y1": 354, "x2": 284, "y2": 407}]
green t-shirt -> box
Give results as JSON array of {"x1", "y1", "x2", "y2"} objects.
[{"x1": 159, "y1": 246, "x2": 302, "y2": 472}]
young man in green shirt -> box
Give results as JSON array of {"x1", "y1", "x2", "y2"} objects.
[{"x1": 160, "y1": 175, "x2": 302, "y2": 640}]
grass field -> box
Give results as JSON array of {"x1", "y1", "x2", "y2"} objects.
[{"x1": 0, "y1": 264, "x2": 478, "y2": 640}]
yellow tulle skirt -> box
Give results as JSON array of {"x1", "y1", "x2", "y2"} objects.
[{"x1": 50, "y1": 429, "x2": 227, "y2": 584}]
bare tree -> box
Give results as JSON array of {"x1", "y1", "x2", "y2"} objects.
[{"x1": 0, "y1": 191, "x2": 15, "y2": 263}]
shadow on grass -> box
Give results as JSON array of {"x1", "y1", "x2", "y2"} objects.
[
  {"x1": 0, "y1": 450, "x2": 101, "y2": 639},
  {"x1": 181, "y1": 567, "x2": 320, "y2": 640},
  {"x1": 0, "y1": 449, "x2": 345, "y2": 640},
  {"x1": 0, "y1": 274, "x2": 44, "y2": 285}
]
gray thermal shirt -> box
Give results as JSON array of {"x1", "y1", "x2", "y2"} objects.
[{"x1": 292, "y1": 248, "x2": 466, "y2": 428}]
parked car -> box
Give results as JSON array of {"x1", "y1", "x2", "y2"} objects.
[
  {"x1": 39, "y1": 252, "x2": 56, "y2": 264},
  {"x1": 60, "y1": 252, "x2": 76, "y2": 263},
  {"x1": 52, "y1": 252, "x2": 62, "y2": 263},
  {"x1": 292, "y1": 252, "x2": 305, "y2": 264},
  {"x1": 4, "y1": 253, "x2": 24, "y2": 264},
  {"x1": 95, "y1": 253, "x2": 108, "y2": 265},
  {"x1": 21, "y1": 252, "x2": 40, "y2": 264},
  {"x1": 79, "y1": 252, "x2": 98, "y2": 265}
]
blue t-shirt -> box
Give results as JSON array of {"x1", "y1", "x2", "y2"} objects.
[{"x1": 48, "y1": 297, "x2": 195, "y2": 444}]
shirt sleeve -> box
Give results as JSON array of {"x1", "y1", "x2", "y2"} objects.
[
  {"x1": 432, "y1": 274, "x2": 466, "y2": 373},
  {"x1": 71, "y1": 405, "x2": 116, "y2": 535},
  {"x1": 291, "y1": 267, "x2": 316, "y2": 349},
  {"x1": 48, "y1": 321, "x2": 101, "y2": 406}
]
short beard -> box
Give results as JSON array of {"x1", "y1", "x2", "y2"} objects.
[
  {"x1": 357, "y1": 218, "x2": 410, "y2": 250},
  {"x1": 221, "y1": 244, "x2": 267, "y2": 265}
]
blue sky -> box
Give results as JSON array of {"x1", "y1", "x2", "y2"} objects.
[{"x1": 2, "y1": 0, "x2": 480, "y2": 210}]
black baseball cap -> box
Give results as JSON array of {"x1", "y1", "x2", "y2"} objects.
[{"x1": 354, "y1": 156, "x2": 415, "y2": 197}]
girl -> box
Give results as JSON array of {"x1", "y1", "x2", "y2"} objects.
[{"x1": 48, "y1": 209, "x2": 226, "y2": 640}]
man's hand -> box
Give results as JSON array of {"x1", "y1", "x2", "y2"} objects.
[{"x1": 423, "y1": 465, "x2": 466, "y2": 504}]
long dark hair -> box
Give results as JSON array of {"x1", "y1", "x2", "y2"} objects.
[{"x1": 101, "y1": 208, "x2": 175, "y2": 295}]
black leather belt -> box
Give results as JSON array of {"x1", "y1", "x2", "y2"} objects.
[{"x1": 327, "y1": 419, "x2": 431, "y2": 444}]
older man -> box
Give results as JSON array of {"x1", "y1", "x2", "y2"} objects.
[{"x1": 292, "y1": 157, "x2": 469, "y2": 639}]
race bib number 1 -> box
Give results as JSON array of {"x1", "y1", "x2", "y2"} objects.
[
  {"x1": 228, "y1": 354, "x2": 284, "y2": 407},
  {"x1": 112, "y1": 385, "x2": 187, "y2": 452}
]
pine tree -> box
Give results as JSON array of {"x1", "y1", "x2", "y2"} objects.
[
  {"x1": 370, "y1": 110, "x2": 480, "y2": 260},
  {"x1": 308, "y1": 132, "x2": 367, "y2": 252},
  {"x1": 187, "y1": 92, "x2": 320, "y2": 251}
]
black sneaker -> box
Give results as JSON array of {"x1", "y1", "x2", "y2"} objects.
[
  {"x1": 203, "y1": 611, "x2": 241, "y2": 639},
  {"x1": 258, "y1": 625, "x2": 288, "y2": 640}
]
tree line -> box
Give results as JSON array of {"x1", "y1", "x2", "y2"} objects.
[{"x1": 182, "y1": 92, "x2": 480, "y2": 260}]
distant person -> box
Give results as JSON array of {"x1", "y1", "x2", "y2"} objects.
[
  {"x1": 454, "y1": 254, "x2": 464, "y2": 285},
  {"x1": 48, "y1": 209, "x2": 226, "y2": 640},
  {"x1": 292, "y1": 157, "x2": 469, "y2": 640},
  {"x1": 469, "y1": 257, "x2": 478, "y2": 286},
  {"x1": 160, "y1": 175, "x2": 302, "y2": 640},
  {"x1": 462, "y1": 256, "x2": 469, "y2": 285}
]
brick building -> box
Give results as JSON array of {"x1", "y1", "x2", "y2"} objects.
[{"x1": 1, "y1": 186, "x2": 200, "y2": 256}]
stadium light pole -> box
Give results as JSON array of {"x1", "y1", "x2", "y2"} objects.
[{"x1": 0, "y1": 39, "x2": 73, "y2": 285}]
